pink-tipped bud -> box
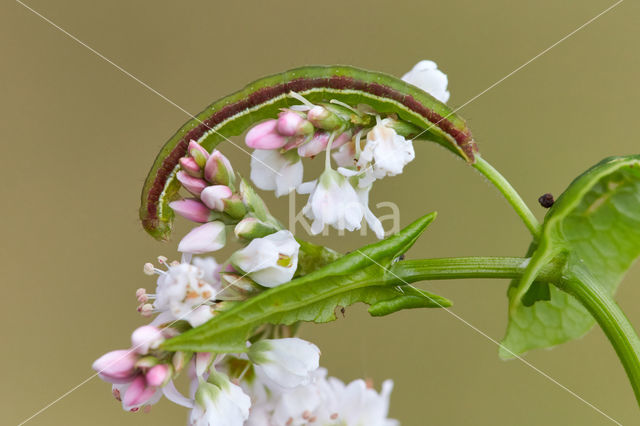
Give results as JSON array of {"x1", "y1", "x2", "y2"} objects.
[
  {"x1": 131, "y1": 325, "x2": 165, "y2": 355},
  {"x1": 176, "y1": 171, "x2": 207, "y2": 196},
  {"x1": 246, "y1": 120, "x2": 287, "y2": 149},
  {"x1": 145, "y1": 364, "x2": 171, "y2": 387},
  {"x1": 331, "y1": 131, "x2": 352, "y2": 149},
  {"x1": 188, "y1": 140, "x2": 209, "y2": 167},
  {"x1": 277, "y1": 111, "x2": 313, "y2": 136},
  {"x1": 204, "y1": 150, "x2": 235, "y2": 187},
  {"x1": 123, "y1": 375, "x2": 158, "y2": 408},
  {"x1": 200, "y1": 185, "x2": 233, "y2": 211},
  {"x1": 169, "y1": 199, "x2": 211, "y2": 223},
  {"x1": 298, "y1": 132, "x2": 330, "y2": 157},
  {"x1": 307, "y1": 105, "x2": 343, "y2": 131},
  {"x1": 177, "y1": 221, "x2": 226, "y2": 254},
  {"x1": 93, "y1": 350, "x2": 138, "y2": 384},
  {"x1": 179, "y1": 157, "x2": 203, "y2": 178}
]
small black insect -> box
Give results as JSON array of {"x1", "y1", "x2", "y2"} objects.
[
  {"x1": 340, "y1": 307, "x2": 346, "y2": 317},
  {"x1": 538, "y1": 193, "x2": 555, "y2": 208}
]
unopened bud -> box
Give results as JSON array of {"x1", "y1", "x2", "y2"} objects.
[
  {"x1": 204, "y1": 150, "x2": 236, "y2": 188},
  {"x1": 234, "y1": 217, "x2": 279, "y2": 240},
  {"x1": 277, "y1": 110, "x2": 313, "y2": 136},
  {"x1": 188, "y1": 140, "x2": 209, "y2": 168},
  {"x1": 307, "y1": 105, "x2": 344, "y2": 131},
  {"x1": 245, "y1": 120, "x2": 287, "y2": 149},
  {"x1": 223, "y1": 194, "x2": 247, "y2": 219},
  {"x1": 200, "y1": 185, "x2": 233, "y2": 211},
  {"x1": 145, "y1": 364, "x2": 172, "y2": 387},
  {"x1": 176, "y1": 171, "x2": 207, "y2": 196},
  {"x1": 179, "y1": 156, "x2": 203, "y2": 178},
  {"x1": 169, "y1": 199, "x2": 211, "y2": 223},
  {"x1": 298, "y1": 132, "x2": 330, "y2": 158}
]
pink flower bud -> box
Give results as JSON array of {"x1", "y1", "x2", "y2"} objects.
[
  {"x1": 188, "y1": 140, "x2": 209, "y2": 167},
  {"x1": 145, "y1": 364, "x2": 171, "y2": 387},
  {"x1": 200, "y1": 185, "x2": 233, "y2": 211},
  {"x1": 177, "y1": 221, "x2": 226, "y2": 254},
  {"x1": 246, "y1": 120, "x2": 287, "y2": 149},
  {"x1": 169, "y1": 199, "x2": 211, "y2": 223},
  {"x1": 298, "y1": 132, "x2": 330, "y2": 157},
  {"x1": 123, "y1": 375, "x2": 157, "y2": 408},
  {"x1": 179, "y1": 157, "x2": 203, "y2": 178},
  {"x1": 131, "y1": 325, "x2": 165, "y2": 355},
  {"x1": 331, "y1": 131, "x2": 352, "y2": 149},
  {"x1": 204, "y1": 150, "x2": 235, "y2": 186},
  {"x1": 176, "y1": 171, "x2": 207, "y2": 196},
  {"x1": 93, "y1": 350, "x2": 138, "y2": 384},
  {"x1": 277, "y1": 111, "x2": 310, "y2": 136}
]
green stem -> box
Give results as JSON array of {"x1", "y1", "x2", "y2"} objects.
[
  {"x1": 390, "y1": 256, "x2": 557, "y2": 283},
  {"x1": 473, "y1": 155, "x2": 541, "y2": 238},
  {"x1": 561, "y1": 268, "x2": 640, "y2": 405}
]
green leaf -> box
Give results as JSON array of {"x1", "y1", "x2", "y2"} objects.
[
  {"x1": 501, "y1": 155, "x2": 640, "y2": 357},
  {"x1": 162, "y1": 213, "x2": 450, "y2": 352}
]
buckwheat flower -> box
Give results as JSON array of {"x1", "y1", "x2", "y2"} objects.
[
  {"x1": 93, "y1": 350, "x2": 138, "y2": 384},
  {"x1": 152, "y1": 259, "x2": 221, "y2": 327},
  {"x1": 355, "y1": 184, "x2": 384, "y2": 239},
  {"x1": 113, "y1": 376, "x2": 163, "y2": 412},
  {"x1": 177, "y1": 221, "x2": 226, "y2": 255},
  {"x1": 200, "y1": 185, "x2": 233, "y2": 211},
  {"x1": 250, "y1": 149, "x2": 303, "y2": 197},
  {"x1": 359, "y1": 117, "x2": 415, "y2": 179},
  {"x1": 246, "y1": 120, "x2": 287, "y2": 150},
  {"x1": 401, "y1": 59, "x2": 450, "y2": 103},
  {"x1": 231, "y1": 230, "x2": 299, "y2": 287},
  {"x1": 325, "y1": 378, "x2": 398, "y2": 426},
  {"x1": 190, "y1": 373, "x2": 251, "y2": 426},
  {"x1": 131, "y1": 325, "x2": 165, "y2": 355},
  {"x1": 300, "y1": 168, "x2": 364, "y2": 235},
  {"x1": 248, "y1": 338, "x2": 320, "y2": 389}
]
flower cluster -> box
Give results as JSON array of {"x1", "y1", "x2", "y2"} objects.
[
  {"x1": 244, "y1": 60, "x2": 449, "y2": 239},
  {"x1": 94, "y1": 60, "x2": 448, "y2": 425}
]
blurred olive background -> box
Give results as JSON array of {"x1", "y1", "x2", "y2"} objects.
[{"x1": 2, "y1": 0, "x2": 640, "y2": 424}]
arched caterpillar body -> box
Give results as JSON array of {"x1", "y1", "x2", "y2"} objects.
[{"x1": 140, "y1": 65, "x2": 477, "y2": 240}]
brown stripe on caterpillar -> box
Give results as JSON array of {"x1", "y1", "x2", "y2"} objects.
[{"x1": 144, "y1": 75, "x2": 476, "y2": 232}]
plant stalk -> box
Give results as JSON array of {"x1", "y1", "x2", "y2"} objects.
[
  {"x1": 390, "y1": 256, "x2": 557, "y2": 284},
  {"x1": 473, "y1": 155, "x2": 542, "y2": 238},
  {"x1": 561, "y1": 268, "x2": 640, "y2": 406}
]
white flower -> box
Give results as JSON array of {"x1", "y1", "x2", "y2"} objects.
[
  {"x1": 231, "y1": 230, "x2": 300, "y2": 287},
  {"x1": 325, "y1": 378, "x2": 398, "y2": 426},
  {"x1": 178, "y1": 221, "x2": 227, "y2": 254},
  {"x1": 153, "y1": 259, "x2": 221, "y2": 327},
  {"x1": 358, "y1": 118, "x2": 415, "y2": 179},
  {"x1": 248, "y1": 338, "x2": 320, "y2": 389},
  {"x1": 401, "y1": 59, "x2": 450, "y2": 103},
  {"x1": 300, "y1": 169, "x2": 364, "y2": 235},
  {"x1": 335, "y1": 168, "x2": 384, "y2": 240},
  {"x1": 245, "y1": 367, "x2": 398, "y2": 426},
  {"x1": 250, "y1": 149, "x2": 303, "y2": 197},
  {"x1": 190, "y1": 373, "x2": 251, "y2": 426}
]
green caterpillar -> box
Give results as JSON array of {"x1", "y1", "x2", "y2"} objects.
[{"x1": 139, "y1": 65, "x2": 477, "y2": 240}]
